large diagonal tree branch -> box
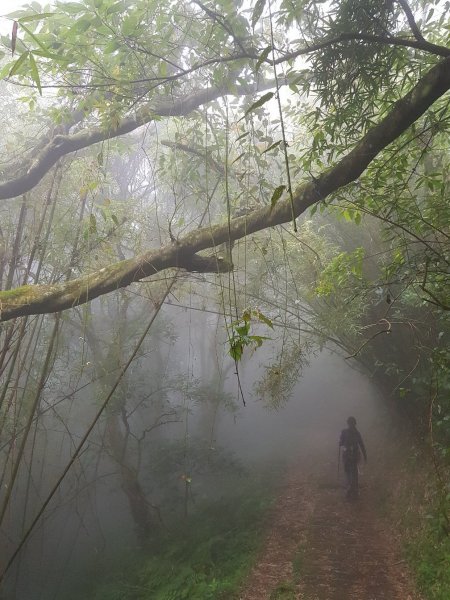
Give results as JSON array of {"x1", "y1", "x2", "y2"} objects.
[{"x1": 1, "y1": 57, "x2": 449, "y2": 323}]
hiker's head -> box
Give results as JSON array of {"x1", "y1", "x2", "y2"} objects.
[{"x1": 347, "y1": 416, "x2": 357, "y2": 428}]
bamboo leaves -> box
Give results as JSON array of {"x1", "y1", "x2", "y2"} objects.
[
  {"x1": 252, "y1": 0, "x2": 267, "y2": 29},
  {"x1": 28, "y1": 52, "x2": 42, "y2": 95},
  {"x1": 270, "y1": 185, "x2": 286, "y2": 209},
  {"x1": 255, "y1": 46, "x2": 272, "y2": 73},
  {"x1": 8, "y1": 50, "x2": 29, "y2": 77},
  {"x1": 241, "y1": 92, "x2": 274, "y2": 121},
  {"x1": 5, "y1": 16, "x2": 58, "y2": 95}
]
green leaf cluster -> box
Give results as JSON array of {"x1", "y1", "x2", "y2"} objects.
[
  {"x1": 228, "y1": 308, "x2": 273, "y2": 361},
  {"x1": 315, "y1": 247, "x2": 365, "y2": 297}
]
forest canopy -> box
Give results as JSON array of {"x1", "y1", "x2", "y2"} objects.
[{"x1": 0, "y1": 0, "x2": 449, "y2": 320}]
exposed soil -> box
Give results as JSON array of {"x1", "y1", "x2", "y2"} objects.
[
  {"x1": 239, "y1": 454, "x2": 422, "y2": 600},
  {"x1": 238, "y1": 470, "x2": 315, "y2": 600}
]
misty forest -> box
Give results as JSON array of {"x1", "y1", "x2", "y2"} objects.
[{"x1": 0, "y1": 0, "x2": 449, "y2": 598}]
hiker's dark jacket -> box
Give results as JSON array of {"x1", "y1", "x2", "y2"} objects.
[{"x1": 339, "y1": 427, "x2": 367, "y2": 463}]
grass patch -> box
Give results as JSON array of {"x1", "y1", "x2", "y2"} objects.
[
  {"x1": 267, "y1": 540, "x2": 306, "y2": 600},
  {"x1": 292, "y1": 541, "x2": 306, "y2": 582},
  {"x1": 269, "y1": 581, "x2": 296, "y2": 600},
  {"x1": 405, "y1": 521, "x2": 450, "y2": 600},
  {"x1": 377, "y1": 447, "x2": 450, "y2": 600},
  {"x1": 78, "y1": 478, "x2": 276, "y2": 600},
  {"x1": 397, "y1": 466, "x2": 450, "y2": 599}
]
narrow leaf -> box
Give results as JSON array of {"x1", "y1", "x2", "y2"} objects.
[
  {"x1": 9, "y1": 51, "x2": 29, "y2": 77},
  {"x1": 11, "y1": 21, "x2": 18, "y2": 56},
  {"x1": 19, "y1": 23, "x2": 50, "y2": 54},
  {"x1": 262, "y1": 140, "x2": 282, "y2": 154},
  {"x1": 32, "y1": 49, "x2": 70, "y2": 63},
  {"x1": 70, "y1": 18, "x2": 92, "y2": 34},
  {"x1": 249, "y1": 335, "x2": 270, "y2": 346},
  {"x1": 159, "y1": 60, "x2": 167, "y2": 78},
  {"x1": 229, "y1": 340, "x2": 243, "y2": 361},
  {"x1": 107, "y1": 1, "x2": 126, "y2": 15},
  {"x1": 104, "y1": 40, "x2": 121, "y2": 54},
  {"x1": 270, "y1": 184, "x2": 286, "y2": 210},
  {"x1": 236, "y1": 131, "x2": 249, "y2": 143},
  {"x1": 241, "y1": 92, "x2": 274, "y2": 121},
  {"x1": 18, "y1": 13, "x2": 54, "y2": 23},
  {"x1": 89, "y1": 213, "x2": 97, "y2": 233},
  {"x1": 59, "y1": 2, "x2": 85, "y2": 14},
  {"x1": 0, "y1": 62, "x2": 13, "y2": 80},
  {"x1": 255, "y1": 310, "x2": 273, "y2": 329},
  {"x1": 235, "y1": 324, "x2": 249, "y2": 336},
  {"x1": 252, "y1": 0, "x2": 267, "y2": 29},
  {"x1": 255, "y1": 46, "x2": 271, "y2": 73},
  {"x1": 28, "y1": 52, "x2": 42, "y2": 95},
  {"x1": 231, "y1": 152, "x2": 245, "y2": 165}
]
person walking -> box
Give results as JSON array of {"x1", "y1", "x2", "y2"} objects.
[{"x1": 339, "y1": 416, "x2": 367, "y2": 499}]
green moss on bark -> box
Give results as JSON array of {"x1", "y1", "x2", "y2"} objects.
[{"x1": 0, "y1": 285, "x2": 35, "y2": 302}]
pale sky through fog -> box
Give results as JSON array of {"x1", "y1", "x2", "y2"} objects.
[
  {"x1": 1, "y1": 0, "x2": 55, "y2": 35},
  {"x1": 1, "y1": 0, "x2": 25, "y2": 35},
  {"x1": 1, "y1": 0, "x2": 31, "y2": 18}
]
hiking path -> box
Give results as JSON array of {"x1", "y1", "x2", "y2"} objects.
[{"x1": 239, "y1": 450, "x2": 421, "y2": 600}]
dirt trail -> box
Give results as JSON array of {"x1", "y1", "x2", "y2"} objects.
[
  {"x1": 240, "y1": 457, "x2": 421, "y2": 600},
  {"x1": 239, "y1": 471, "x2": 315, "y2": 600}
]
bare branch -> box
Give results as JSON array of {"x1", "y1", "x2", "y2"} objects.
[
  {"x1": 396, "y1": 0, "x2": 426, "y2": 42},
  {"x1": 192, "y1": 0, "x2": 249, "y2": 54},
  {"x1": 280, "y1": 32, "x2": 450, "y2": 63},
  {"x1": 345, "y1": 319, "x2": 392, "y2": 359},
  {"x1": 421, "y1": 286, "x2": 450, "y2": 310},
  {"x1": 161, "y1": 140, "x2": 225, "y2": 175}
]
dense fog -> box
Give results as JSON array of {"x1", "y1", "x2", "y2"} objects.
[
  {"x1": 0, "y1": 0, "x2": 448, "y2": 598},
  {"x1": 0, "y1": 298, "x2": 389, "y2": 599}
]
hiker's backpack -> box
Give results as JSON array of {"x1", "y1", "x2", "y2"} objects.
[{"x1": 342, "y1": 428, "x2": 361, "y2": 462}]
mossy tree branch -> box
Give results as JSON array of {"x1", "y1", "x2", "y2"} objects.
[
  {"x1": 1, "y1": 57, "x2": 449, "y2": 323},
  {"x1": 0, "y1": 80, "x2": 275, "y2": 201}
]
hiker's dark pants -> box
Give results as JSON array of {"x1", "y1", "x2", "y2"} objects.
[{"x1": 344, "y1": 457, "x2": 358, "y2": 497}]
